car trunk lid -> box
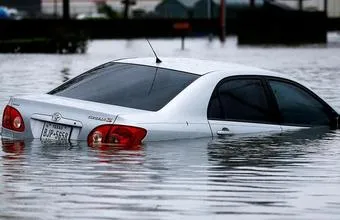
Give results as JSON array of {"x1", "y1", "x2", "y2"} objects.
[{"x1": 8, "y1": 94, "x2": 148, "y2": 140}]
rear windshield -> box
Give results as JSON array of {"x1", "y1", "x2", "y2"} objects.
[{"x1": 49, "y1": 63, "x2": 199, "y2": 111}]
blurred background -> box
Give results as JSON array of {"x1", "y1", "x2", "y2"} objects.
[
  {"x1": 0, "y1": 0, "x2": 340, "y2": 53},
  {"x1": 1, "y1": 0, "x2": 340, "y2": 19}
]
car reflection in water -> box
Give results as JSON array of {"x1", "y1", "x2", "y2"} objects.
[
  {"x1": 208, "y1": 127, "x2": 333, "y2": 169},
  {"x1": 205, "y1": 127, "x2": 337, "y2": 215},
  {"x1": 0, "y1": 126, "x2": 334, "y2": 166},
  {"x1": 1, "y1": 139, "x2": 25, "y2": 159},
  {"x1": 89, "y1": 143, "x2": 144, "y2": 164},
  {"x1": 0, "y1": 128, "x2": 338, "y2": 218}
]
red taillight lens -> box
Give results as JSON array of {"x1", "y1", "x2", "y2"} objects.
[
  {"x1": 88, "y1": 125, "x2": 147, "y2": 147},
  {"x1": 2, "y1": 105, "x2": 25, "y2": 132}
]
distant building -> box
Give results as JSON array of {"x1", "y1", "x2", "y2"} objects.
[
  {"x1": 275, "y1": 0, "x2": 340, "y2": 17},
  {"x1": 0, "y1": 0, "x2": 41, "y2": 14},
  {"x1": 326, "y1": 0, "x2": 340, "y2": 17},
  {"x1": 192, "y1": 0, "x2": 219, "y2": 18},
  {"x1": 42, "y1": 0, "x2": 160, "y2": 17},
  {"x1": 154, "y1": 0, "x2": 191, "y2": 18},
  {"x1": 155, "y1": 0, "x2": 264, "y2": 19}
]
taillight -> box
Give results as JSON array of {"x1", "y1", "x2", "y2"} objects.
[
  {"x1": 88, "y1": 125, "x2": 147, "y2": 147},
  {"x1": 2, "y1": 105, "x2": 25, "y2": 132}
]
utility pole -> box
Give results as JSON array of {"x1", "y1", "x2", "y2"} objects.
[
  {"x1": 298, "y1": 0, "x2": 303, "y2": 11},
  {"x1": 207, "y1": 0, "x2": 211, "y2": 19},
  {"x1": 207, "y1": 0, "x2": 213, "y2": 41},
  {"x1": 220, "y1": 0, "x2": 225, "y2": 42},
  {"x1": 324, "y1": 0, "x2": 328, "y2": 16},
  {"x1": 122, "y1": 0, "x2": 136, "y2": 19},
  {"x1": 63, "y1": 0, "x2": 70, "y2": 20},
  {"x1": 250, "y1": 0, "x2": 255, "y2": 8},
  {"x1": 54, "y1": 0, "x2": 58, "y2": 18}
]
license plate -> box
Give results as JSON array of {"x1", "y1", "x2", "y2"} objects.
[{"x1": 41, "y1": 122, "x2": 72, "y2": 141}]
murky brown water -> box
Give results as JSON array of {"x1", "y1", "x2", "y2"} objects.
[{"x1": 1, "y1": 35, "x2": 340, "y2": 219}]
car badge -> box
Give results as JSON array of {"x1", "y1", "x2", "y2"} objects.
[{"x1": 52, "y1": 112, "x2": 62, "y2": 122}]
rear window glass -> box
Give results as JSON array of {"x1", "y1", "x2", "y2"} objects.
[{"x1": 49, "y1": 63, "x2": 199, "y2": 111}]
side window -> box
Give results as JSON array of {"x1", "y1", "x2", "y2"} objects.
[
  {"x1": 268, "y1": 80, "x2": 329, "y2": 126},
  {"x1": 208, "y1": 78, "x2": 273, "y2": 123}
]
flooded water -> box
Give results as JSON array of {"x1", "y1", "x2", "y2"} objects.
[{"x1": 1, "y1": 35, "x2": 340, "y2": 219}]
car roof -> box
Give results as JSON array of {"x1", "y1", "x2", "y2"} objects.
[{"x1": 116, "y1": 57, "x2": 283, "y2": 77}]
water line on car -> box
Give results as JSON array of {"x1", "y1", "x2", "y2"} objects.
[{"x1": 207, "y1": 120, "x2": 214, "y2": 139}]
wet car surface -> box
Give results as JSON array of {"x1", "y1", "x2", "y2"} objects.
[{"x1": 2, "y1": 57, "x2": 339, "y2": 145}]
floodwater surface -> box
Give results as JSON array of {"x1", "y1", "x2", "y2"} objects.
[{"x1": 1, "y1": 36, "x2": 340, "y2": 219}]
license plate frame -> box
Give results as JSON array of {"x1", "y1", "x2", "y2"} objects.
[{"x1": 40, "y1": 122, "x2": 72, "y2": 142}]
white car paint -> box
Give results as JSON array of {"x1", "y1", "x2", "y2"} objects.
[{"x1": 1, "y1": 57, "x2": 334, "y2": 142}]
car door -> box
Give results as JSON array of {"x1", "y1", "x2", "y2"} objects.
[
  {"x1": 266, "y1": 77, "x2": 338, "y2": 131},
  {"x1": 207, "y1": 76, "x2": 282, "y2": 137}
]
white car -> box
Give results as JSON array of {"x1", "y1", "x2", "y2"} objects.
[{"x1": 1, "y1": 58, "x2": 339, "y2": 146}]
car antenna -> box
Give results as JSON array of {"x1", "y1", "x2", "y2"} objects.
[{"x1": 146, "y1": 39, "x2": 162, "y2": 64}]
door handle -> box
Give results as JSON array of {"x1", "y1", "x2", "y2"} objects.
[{"x1": 216, "y1": 127, "x2": 232, "y2": 136}]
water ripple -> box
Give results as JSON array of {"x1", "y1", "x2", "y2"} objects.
[{"x1": 1, "y1": 38, "x2": 340, "y2": 219}]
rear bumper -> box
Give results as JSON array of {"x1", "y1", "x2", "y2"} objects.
[
  {"x1": 0, "y1": 126, "x2": 81, "y2": 146},
  {"x1": 1, "y1": 127, "x2": 25, "y2": 140}
]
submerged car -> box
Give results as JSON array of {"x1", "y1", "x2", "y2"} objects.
[{"x1": 1, "y1": 58, "x2": 339, "y2": 146}]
